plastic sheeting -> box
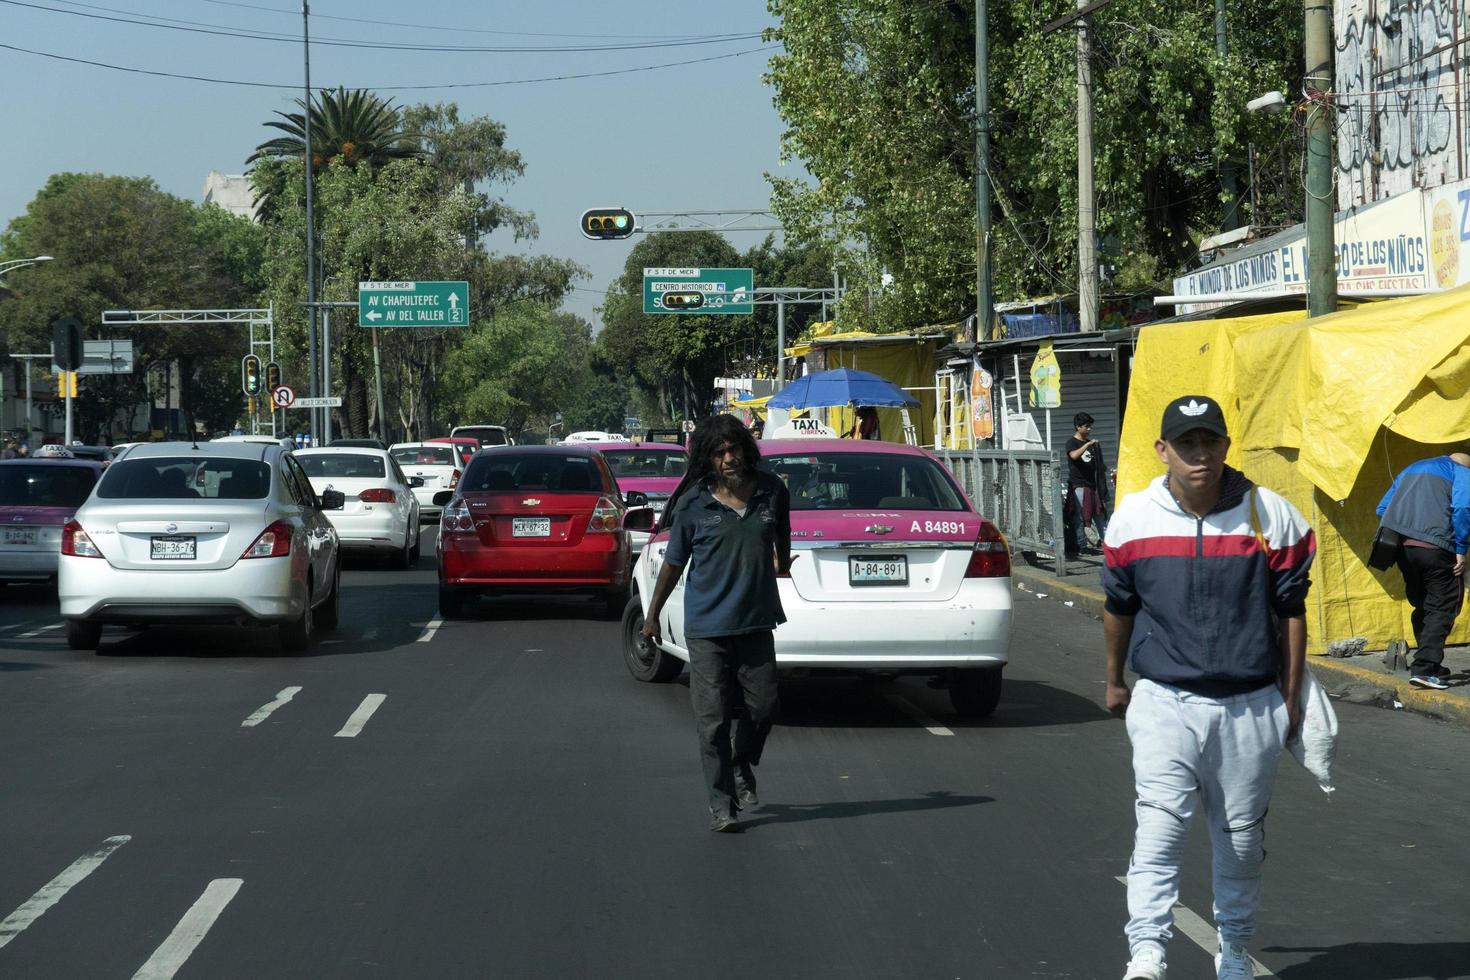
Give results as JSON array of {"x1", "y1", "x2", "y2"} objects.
[
  {"x1": 811, "y1": 339, "x2": 939, "y2": 445},
  {"x1": 1118, "y1": 286, "x2": 1470, "y2": 654}
]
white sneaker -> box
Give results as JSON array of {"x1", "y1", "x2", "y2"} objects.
[
  {"x1": 1215, "y1": 938, "x2": 1253, "y2": 979},
  {"x1": 1123, "y1": 943, "x2": 1166, "y2": 980}
]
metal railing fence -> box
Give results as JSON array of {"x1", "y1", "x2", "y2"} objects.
[{"x1": 935, "y1": 449, "x2": 1069, "y2": 576}]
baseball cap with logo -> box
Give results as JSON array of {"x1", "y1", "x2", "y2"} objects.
[{"x1": 1160, "y1": 395, "x2": 1229, "y2": 442}]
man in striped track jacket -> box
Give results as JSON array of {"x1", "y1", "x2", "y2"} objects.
[{"x1": 1101, "y1": 395, "x2": 1316, "y2": 980}]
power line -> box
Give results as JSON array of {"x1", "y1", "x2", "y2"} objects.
[
  {"x1": 195, "y1": 0, "x2": 747, "y2": 41},
  {"x1": 3, "y1": 0, "x2": 762, "y2": 53},
  {"x1": 0, "y1": 40, "x2": 779, "y2": 90}
]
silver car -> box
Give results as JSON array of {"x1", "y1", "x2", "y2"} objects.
[{"x1": 58, "y1": 442, "x2": 344, "y2": 652}]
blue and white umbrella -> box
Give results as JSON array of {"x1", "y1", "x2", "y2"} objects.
[{"x1": 767, "y1": 367, "x2": 919, "y2": 410}]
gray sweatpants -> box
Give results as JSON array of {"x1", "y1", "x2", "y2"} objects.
[{"x1": 1124, "y1": 677, "x2": 1288, "y2": 953}]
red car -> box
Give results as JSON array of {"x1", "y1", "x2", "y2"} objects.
[{"x1": 436, "y1": 445, "x2": 632, "y2": 618}]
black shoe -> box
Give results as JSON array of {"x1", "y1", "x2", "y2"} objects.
[
  {"x1": 733, "y1": 763, "x2": 759, "y2": 808},
  {"x1": 709, "y1": 812, "x2": 742, "y2": 833}
]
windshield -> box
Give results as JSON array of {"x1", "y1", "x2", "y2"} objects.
[
  {"x1": 462, "y1": 454, "x2": 603, "y2": 493},
  {"x1": 454, "y1": 427, "x2": 509, "y2": 447},
  {"x1": 391, "y1": 446, "x2": 456, "y2": 467},
  {"x1": 600, "y1": 449, "x2": 688, "y2": 478},
  {"x1": 763, "y1": 452, "x2": 968, "y2": 511},
  {"x1": 0, "y1": 464, "x2": 98, "y2": 508},
  {"x1": 97, "y1": 458, "x2": 272, "y2": 500},
  {"x1": 296, "y1": 454, "x2": 386, "y2": 479}
]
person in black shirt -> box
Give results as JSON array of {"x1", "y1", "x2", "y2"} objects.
[{"x1": 1064, "y1": 412, "x2": 1110, "y2": 557}]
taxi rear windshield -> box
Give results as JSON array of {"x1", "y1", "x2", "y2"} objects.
[
  {"x1": 461, "y1": 454, "x2": 604, "y2": 493},
  {"x1": 98, "y1": 458, "x2": 272, "y2": 499},
  {"x1": 763, "y1": 453, "x2": 967, "y2": 511},
  {"x1": 0, "y1": 464, "x2": 98, "y2": 508},
  {"x1": 600, "y1": 449, "x2": 687, "y2": 478}
]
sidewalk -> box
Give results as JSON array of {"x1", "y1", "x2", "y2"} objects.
[{"x1": 1011, "y1": 555, "x2": 1470, "y2": 730}]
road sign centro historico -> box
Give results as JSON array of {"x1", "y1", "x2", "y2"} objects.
[
  {"x1": 642, "y1": 268, "x2": 754, "y2": 315},
  {"x1": 358, "y1": 281, "x2": 470, "y2": 327}
]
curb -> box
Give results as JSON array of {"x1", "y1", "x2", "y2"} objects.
[{"x1": 1011, "y1": 572, "x2": 1470, "y2": 731}]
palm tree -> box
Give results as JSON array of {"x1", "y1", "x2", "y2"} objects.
[{"x1": 248, "y1": 87, "x2": 424, "y2": 213}]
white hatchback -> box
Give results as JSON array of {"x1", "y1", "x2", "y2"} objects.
[
  {"x1": 388, "y1": 442, "x2": 461, "y2": 520},
  {"x1": 622, "y1": 439, "x2": 1013, "y2": 717},
  {"x1": 294, "y1": 447, "x2": 422, "y2": 568},
  {"x1": 58, "y1": 441, "x2": 343, "y2": 652}
]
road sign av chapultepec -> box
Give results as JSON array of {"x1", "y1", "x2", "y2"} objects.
[{"x1": 358, "y1": 281, "x2": 470, "y2": 328}]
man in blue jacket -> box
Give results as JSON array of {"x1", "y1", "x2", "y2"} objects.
[
  {"x1": 1102, "y1": 395, "x2": 1316, "y2": 980},
  {"x1": 1375, "y1": 452, "x2": 1470, "y2": 689}
]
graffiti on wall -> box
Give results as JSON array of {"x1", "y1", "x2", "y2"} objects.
[{"x1": 1336, "y1": 0, "x2": 1463, "y2": 209}]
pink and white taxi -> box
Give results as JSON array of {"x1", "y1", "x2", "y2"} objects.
[{"x1": 622, "y1": 439, "x2": 1013, "y2": 717}]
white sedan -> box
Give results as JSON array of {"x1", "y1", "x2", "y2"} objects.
[
  {"x1": 388, "y1": 442, "x2": 461, "y2": 521},
  {"x1": 622, "y1": 439, "x2": 1013, "y2": 717},
  {"x1": 294, "y1": 447, "x2": 422, "y2": 568}
]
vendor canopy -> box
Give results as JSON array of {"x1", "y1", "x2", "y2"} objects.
[{"x1": 1118, "y1": 283, "x2": 1470, "y2": 653}]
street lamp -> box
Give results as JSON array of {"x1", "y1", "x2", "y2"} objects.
[{"x1": 0, "y1": 255, "x2": 54, "y2": 282}]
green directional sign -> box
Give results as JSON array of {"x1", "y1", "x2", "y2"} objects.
[
  {"x1": 642, "y1": 267, "x2": 754, "y2": 315},
  {"x1": 358, "y1": 281, "x2": 470, "y2": 328}
]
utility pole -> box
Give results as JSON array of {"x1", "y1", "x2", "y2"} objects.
[
  {"x1": 302, "y1": 0, "x2": 319, "y2": 441},
  {"x1": 1216, "y1": 0, "x2": 1241, "y2": 230},
  {"x1": 1075, "y1": 0, "x2": 1099, "y2": 333},
  {"x1": 1304, "y1": 0, "x2": 1337, "y2": 317},
  {"x1": 974, "y1": 0, "x2": 994, "y2": 342}
]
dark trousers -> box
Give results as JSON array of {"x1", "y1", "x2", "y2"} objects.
[
  {"x1": 1396, "y1": 546, "x2": 1462, "y2": 673},
  {"x1": 688, "y1": 631, "x2": 779, "y2": 818}
]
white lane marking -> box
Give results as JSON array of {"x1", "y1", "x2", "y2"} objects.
[
  {"x1": 415, "y1": 618, "x2": 443, "y2": 643},
  {"x1": 0, "y1": 621, "x2": 35, "y2": 635},
  {"x1": 334, "y1": 693, "x2": 387, "y2": 738},
  {"x1": 132, "y1": 878, "x2": 243, "y2": 980},
  {"x1": 17, "y1": 623, "x2": 62, "y2": 638},
  {"x1": 0, "y1": 835, "x2": 131, "y2": 949},
  {"x1": 883, "y1": 694, "x2": 954, "y2": 736},
  {"x1": 1113, "y1": 876, "x2": 1276, "y2": 977},
  {"x1": 240, "y1": 686, "x2": 303, "y2": 728}
]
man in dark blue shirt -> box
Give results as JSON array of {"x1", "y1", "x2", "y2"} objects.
[{"x1": 641, "y1": 414, "x2": 792, "y2": 832}]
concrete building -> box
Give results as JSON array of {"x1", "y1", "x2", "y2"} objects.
[{"x1": 201, "y1": 171, "x2": 261, "y2": 221}]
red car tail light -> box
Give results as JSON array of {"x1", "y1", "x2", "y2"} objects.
[
  {"x1": 965, "y1": 520, "x2": 1011, "y2": 578},
  {"x1": 241, "y1": 519, "x2": 293, "y2": 559},
  {"x1": 587, "y1": 496, "x2": 621, "y2": 533},
  {"x1": 61, "y1": 520, "x2": 104, "y2": 558},
  {"x1": 449, "y1": 469, "x2": 461, "y2": 489},
  {"x1": 360, "y1": 488, "x2": 396, "y2": 504},
  {"x1": 442, "y1": 498, "x2": 475, "y2": 532}
]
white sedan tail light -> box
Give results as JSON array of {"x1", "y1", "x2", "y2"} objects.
[
  {"x1": 964, "y1": 520, "x2": 1010, "y2": 578},
  {"x1": 241, "y1": 519, "x2": 293, "y2": 559},
  {"x1": 61, "y1": 520, "x2": 104, "y2": 558}
]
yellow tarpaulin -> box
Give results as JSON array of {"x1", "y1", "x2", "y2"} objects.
[
  {"x1": 1118, "y1": 285, "x2": 1470, "y2": 654},
  {"x1": 815, "y1": 340, "x2": 938, "y2": 445}
]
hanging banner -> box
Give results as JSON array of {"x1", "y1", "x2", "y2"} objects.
[
  {"x1": 1029, "y1": 340, "x2": 1061, "y2": 409},
  {"x1": 970, "y1": 361, "x2": 994, "y2": 440}
]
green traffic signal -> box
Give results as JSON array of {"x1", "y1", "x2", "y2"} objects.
[
  {"x1": 242, "y1": 355, "x2": 262, "y2": 397},
  {"x1": 580, "y1": 207, "x2": 636, "y2": 240}
]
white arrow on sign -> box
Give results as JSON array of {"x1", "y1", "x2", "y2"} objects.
[
  {"x1": 272, "y1": 385, "x2": 295, "y2": 408},
  {"x1": 365, "y1": 309, "x2": 383, "y2": 322}
]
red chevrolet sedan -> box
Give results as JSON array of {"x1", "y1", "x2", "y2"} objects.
[{"x1": 436, "y1": 445, "x2": 632, "y2": 618}]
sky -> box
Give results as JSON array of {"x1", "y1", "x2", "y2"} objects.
[{"x1": 0, "y1": 0, "x2": 799, "y2": 328}]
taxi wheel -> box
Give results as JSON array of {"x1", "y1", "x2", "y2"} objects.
[
  {"x1": 622, "y1": 596, "x2": 683, "y2": 683},
  {"x1": 279, "y1": 590, "x2": 314, "y2": 652},
  {"x1": 65, "y1": 619, "x2": 102, "y2": 651},
  {"x1": 949, "y1": 668, "x2": 1002, "y2": 719},
  {"x1": 317, "y1": 565, "x2": 341, "y2": 631}
]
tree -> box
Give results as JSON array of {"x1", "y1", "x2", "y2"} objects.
[
  {"x1": 764, "y1": 0, "x2": 1305, "y2": 330},
  {"x1": 0, "y1": 174, "x2": 264, "y2": 439}
]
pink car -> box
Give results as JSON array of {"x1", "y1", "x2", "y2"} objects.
[
  {"x1": 597, "y1": 443, "x2": 688, "y2": 514},
  {"x1": 0, "y1": 459, "x2": 105, "y2": 583},
  {"x1": 621, "y1": 439, "x2": 1013, "y2": 717}
]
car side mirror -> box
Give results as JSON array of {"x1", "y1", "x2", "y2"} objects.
[
  {"x1": 319, "y1": 488, "x2": 345, "y2": 511},
  {"x1": 624, "y1": 490, "x2": 648, "y2": 508},
  {"x1": 432, "y1": 490, "x2": 455, "y2": 507},
  {"x1": 623, "y1": 506, "x2": 657, "y2": 532},
  {"x1": 408, "y1": 476, "x2": 425, "y2": 488}
]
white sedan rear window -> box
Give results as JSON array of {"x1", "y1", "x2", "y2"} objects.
[{"x1": 297, "y1": 454, "x2": 386, "y2": 479}]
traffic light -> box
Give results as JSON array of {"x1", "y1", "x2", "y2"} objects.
[
  {"x1": 265, "y1": 361, "x2": 282, "y2": 392},
  {"x1": 52, "y1": 314, "x2": 84, "y2": 371},
  {"x1": 242, "y1": 354, "x2": 262, "y2": 397},
  {"x1": 580, "y1": 207, "x2": 636, "y2": 240},
  {"x1": 661, "y1": 292, "x2": 705, "y2": 310}
]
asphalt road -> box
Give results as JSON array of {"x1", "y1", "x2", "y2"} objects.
[{"x1": 0, "y1": 532, "x2": 1466, "y2": 979}]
